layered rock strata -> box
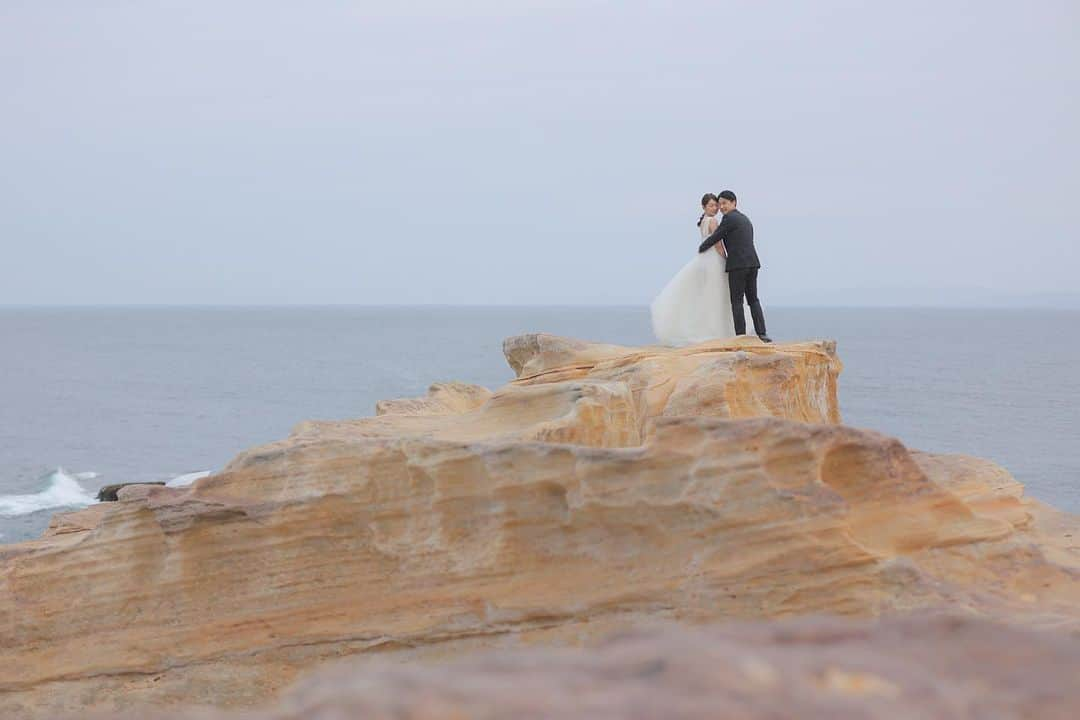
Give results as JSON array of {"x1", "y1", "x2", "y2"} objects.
[
  {"x1": 0, "y1": 335, "x2": 1075, "y2": 719},
  {"x1": 87, "y1": 615, "x2": 1080, "y2": 720}
]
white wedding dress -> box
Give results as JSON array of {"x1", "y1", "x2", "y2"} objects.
[{"x1": 650, "y1": 215, "x2": 737, "y2": 345}]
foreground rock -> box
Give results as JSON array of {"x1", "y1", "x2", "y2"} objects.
[
  {"x1": 0, "y1": 335, "x2": 1076, "y2": 719},
  {"x1": 88, "y1": 615, "x2": 1080, "y2": 720}
]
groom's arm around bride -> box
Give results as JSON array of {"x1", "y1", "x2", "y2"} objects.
[
  {"x1": 697, "y1": 212, "x2": 732, "y2": 256},
  {"x1": 697, "y1": 205, "x2": 748, "y2": 259}
]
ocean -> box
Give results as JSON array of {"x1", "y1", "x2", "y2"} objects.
[{"x1": 2, "y1": 306, "x2": 1077, "y2": 544}]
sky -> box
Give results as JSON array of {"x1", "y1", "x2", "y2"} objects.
[{"x1": 1, "y1": 0, "x2": 1077, "y2": 306}]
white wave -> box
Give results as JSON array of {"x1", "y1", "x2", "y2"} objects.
[
  {"x1": 165, "y1": 470, "x2": 212, "y2": 488},
  {"x1": 74, "y1": 471, "x2": 100, "y2": 480},
  {"x1": 0, "y1": 468, "x2": 98, "y2": 517}
]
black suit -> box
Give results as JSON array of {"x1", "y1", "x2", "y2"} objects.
[
  {"x1": 698, "y1": 208, "x2": 759, "y2": 271},
  {"x1": 698, "y1": 208, "x2": 767, "y2": 337}
]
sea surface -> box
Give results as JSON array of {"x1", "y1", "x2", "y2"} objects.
[{"x1": 2, "y1": 306, "x2": 1077, "y2": 543}]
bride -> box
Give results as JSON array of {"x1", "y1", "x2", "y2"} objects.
[{"x1": 650, "y1": 193, "x2": 738, "y2": 345}]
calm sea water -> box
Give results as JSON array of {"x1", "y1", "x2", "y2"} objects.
[{"x1": 1, "y1": 306, "x2": 1077, "y2": 543}]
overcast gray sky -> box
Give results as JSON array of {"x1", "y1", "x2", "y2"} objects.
[{"x1": 1, "y1": 1, "x2": 1077, "y2": 305}]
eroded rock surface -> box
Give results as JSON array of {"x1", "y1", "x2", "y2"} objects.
[
  {"x1": 86, "y1": 615, "x2": 1080, "y2": 720},
  {"x1": 0, "y1": 335, "x2": 1075, "y2": 719}
]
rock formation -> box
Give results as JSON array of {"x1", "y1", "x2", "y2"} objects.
[
  {"x1": 85, "y1": 615, "x2": 1080, "y2": 720},
  {"x1": 96, "y1": 481, "x2": 166, "y2": 502},
  {"x1": 0, "y1": 334, "x2": 1076, "y2": 719}
]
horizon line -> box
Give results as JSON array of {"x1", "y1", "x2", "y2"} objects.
[{"x1": 2, "y1": 302, "x2": 1078, "y2": 311}]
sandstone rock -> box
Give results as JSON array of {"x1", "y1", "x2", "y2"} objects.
[
  {"x1": 374, "y1": 381, "x2": 493, "y2": 417},
  {"x1": 82, "y1": 615, "x2": 1080, "y2": 720},
  {"x1": 0, "y1": 335, "x2": 1075, "y2": 719},
  {"x1": 41, "y1": 504, "x2": 111, "y2": 537},
  {"x1": 96, "y1": 481, "x2": 166, "y2": 502},
  {"x1": 505, "y1": 333, "x2": 842, "y2": 425}
]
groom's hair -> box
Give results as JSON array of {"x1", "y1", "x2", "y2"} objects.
[{"x1": 718, "y1": 190, "x2": 737, "y2": 203}]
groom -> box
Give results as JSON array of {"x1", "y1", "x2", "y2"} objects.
[{"x1": 697, "y1": 190, "x2": 772, "y2": 342}]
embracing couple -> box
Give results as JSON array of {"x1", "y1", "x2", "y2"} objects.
[{"x1": 650, "y1": 190, "x2": 772, "y2": 346}]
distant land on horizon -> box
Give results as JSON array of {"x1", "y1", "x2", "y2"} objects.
[{"x1": 765, "y1": 289, "x2": 1080, "y2": 309}]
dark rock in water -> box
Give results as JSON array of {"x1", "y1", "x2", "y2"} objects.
[{"x1": 96, "y1": 481, "x2": 165, "y2": 502}]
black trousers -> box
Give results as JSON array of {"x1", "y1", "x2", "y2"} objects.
[{"x1": 728, "y1": 268, "x2": 767, "y2": 336}]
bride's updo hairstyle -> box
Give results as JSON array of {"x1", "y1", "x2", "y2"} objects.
[{"x1": 697, "y1": 193, "x2": 719, "y2": 227}]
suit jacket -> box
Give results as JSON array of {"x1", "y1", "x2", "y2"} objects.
[{"x1": 698, "y1": 208, "x2": 760, "y2": 272}]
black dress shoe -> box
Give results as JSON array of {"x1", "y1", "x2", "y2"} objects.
[{"x1": 758, "y1": 335, "x2": 773, "y2": 343}]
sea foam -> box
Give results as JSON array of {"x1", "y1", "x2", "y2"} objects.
[{"x1": 0, "y1": 468, "x2": 99, "y2": 517}]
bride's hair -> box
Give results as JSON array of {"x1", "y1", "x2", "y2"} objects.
[{"x1": 697, "y1": 193, "x2": 719, "y2": 227}]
